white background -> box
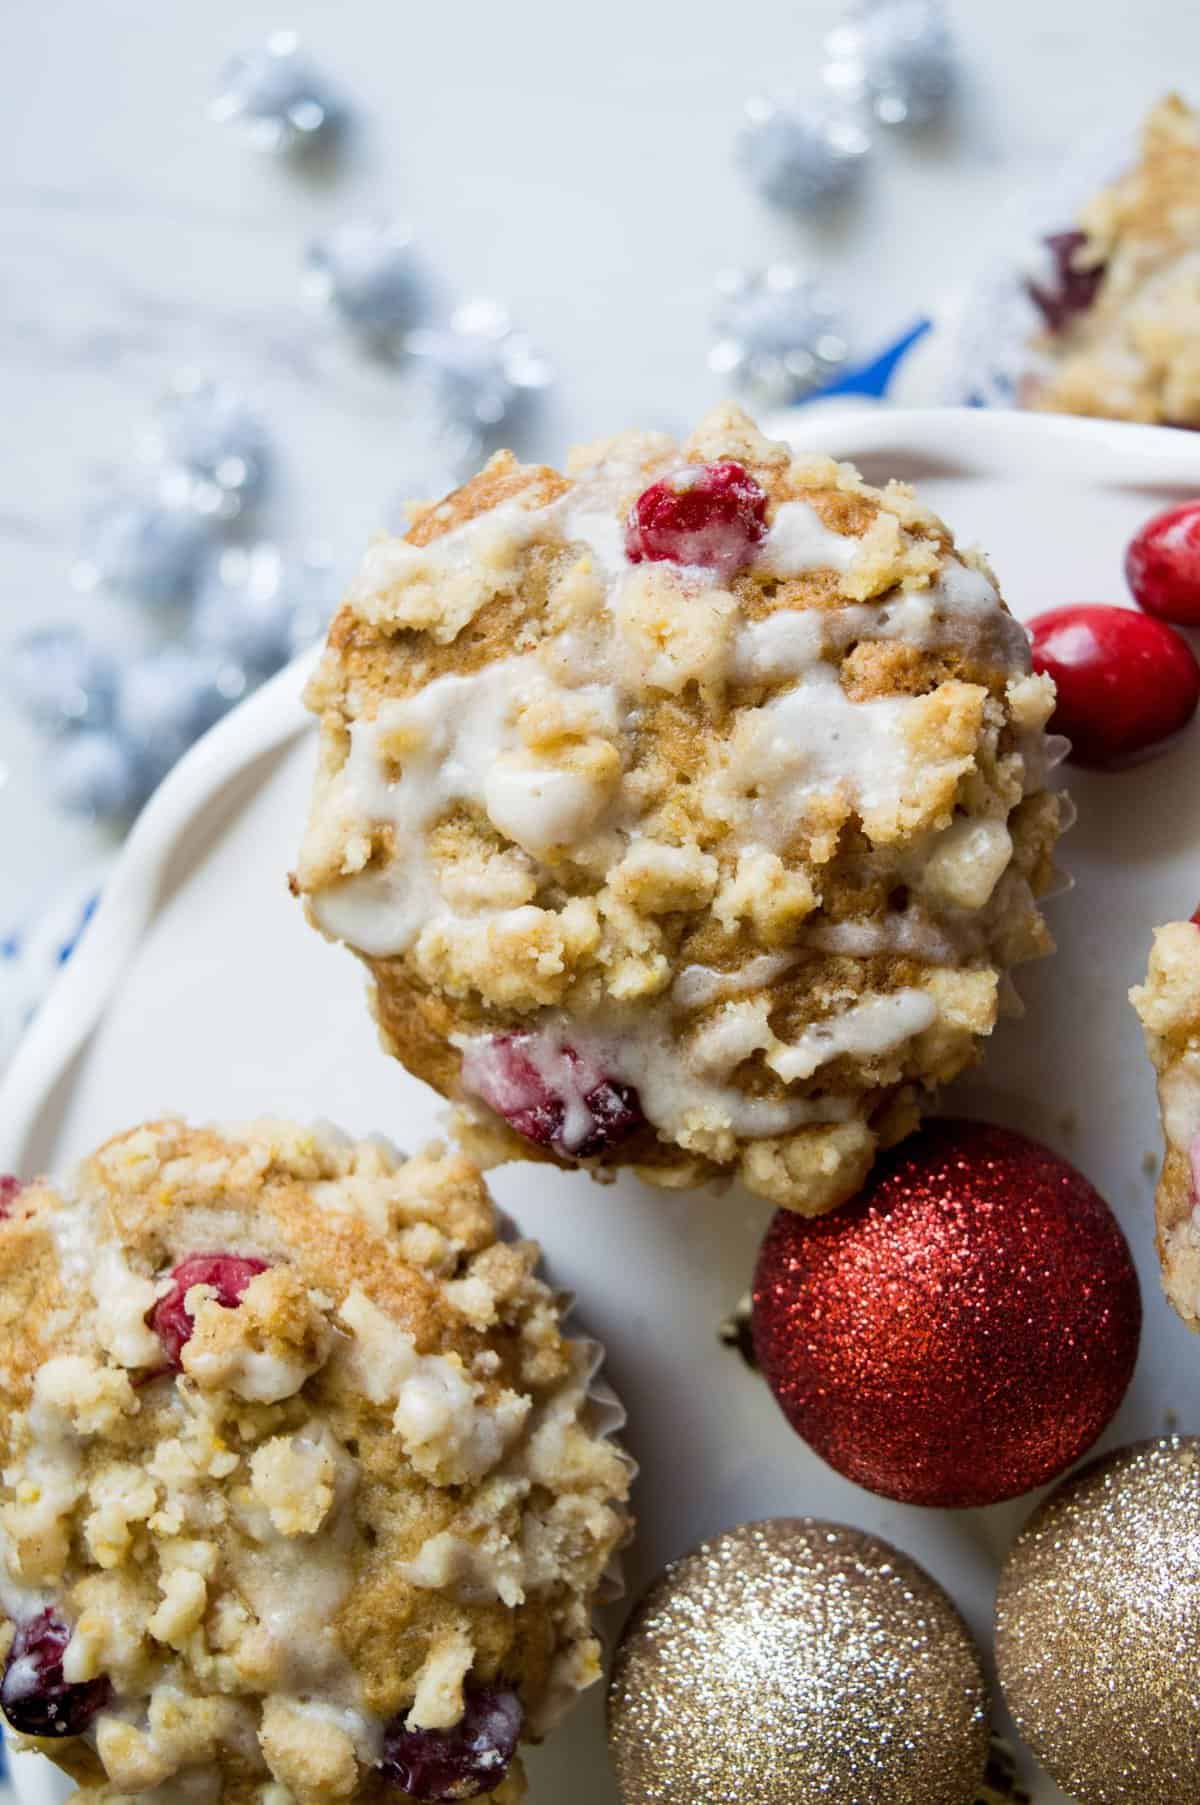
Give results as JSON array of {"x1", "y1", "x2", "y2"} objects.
[{"x1": 0, "y1": 0, "x2": 1194, "y2": 922}]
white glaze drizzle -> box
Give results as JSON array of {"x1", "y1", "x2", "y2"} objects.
[
  {"x1": 733, "y1": 557, "x2": 1031, "y2": 688},
  {"x1": 803, "y1": 912, "x2": 958, "y2": 963},
  {"x1": 349, "y1": 500, "x2": 542, "y2": 615},
  {"x1": 0, "y1": 1524, "x2": 50, "y2": 1628},
  {"x1": 1162, "y1": 1057, "x2": 1200, "y2": 1152},
  {"x1": 272, "y1": 1696, "x2": 383, "y2": 1769},
  {"x1": 672, "y1": 954, "x2": 799, "y2": 1009},
  {"x1": 560, "y1": 499, "x2": 629, "y2": 575},
  {"x1": 757, "y1": 499, "x2": 858, "y2": 575},
  {"x1": 704, "y1": 661, "x2": 926, "y2": 849},
  {"x1": 314, "y1": 663, "x2": 620, "y2": 957},
  {"x1": 459, "y1": 1008, "x2": 856, "y2": 1143},
  {"x1": 230, "y1": 1426, "x2": 368, "y2": 1718},
  {"x1": 766, "y1": 988, "x2": 937, "y2": 1081},
  {"x1": 316, "y1": 466, "x2": 1045, "y2": 1144}
]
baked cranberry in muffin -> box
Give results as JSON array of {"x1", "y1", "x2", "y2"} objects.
[
  {"x1": 294, "y1": 404, "x2": 1066, "y2": 1216},
  {"x1": 0, "y1": 1119, "x2": 632, "y2": 1803}
]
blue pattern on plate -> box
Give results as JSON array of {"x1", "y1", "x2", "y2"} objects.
[
  {"x1": 803, "y1": 318, "x2": 932, "y2": 401},
  {"x1": 1, "y1": 880, "x2": 104, "y2": 1071}
]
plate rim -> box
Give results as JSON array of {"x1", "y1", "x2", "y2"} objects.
[{"x1": 0, "y1": 650, "x2": 318, "y2": 1170}]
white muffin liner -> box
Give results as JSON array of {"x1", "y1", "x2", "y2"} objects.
[{"x1": 577, "y1": 1337, "x2": 636, "y2": 1607}]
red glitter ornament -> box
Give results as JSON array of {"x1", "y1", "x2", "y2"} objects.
[{"x1": 751, "y1": 1119, "x2": 1141, "y2": 1508}]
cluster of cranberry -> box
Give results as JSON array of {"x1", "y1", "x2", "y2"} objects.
[{"x1": 1028, "y1": 500, "x2": 1200, "y2": 768}]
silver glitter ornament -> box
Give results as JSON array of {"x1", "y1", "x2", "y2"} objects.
[
  {"x1": 151, "y1": 377, "x2": 271, "y2": 521},
  {"x1": 210, "y1": 30, "x2": 342, "y2": 154},
  {"x1": 825, "y1": 1, "x2": 957, "y2": 128},
  {"x1": 281, "y1": 545, "x2": 337, "y2": 659},
  {"x1": 192, "y1": 544, "x2": 295, "y2": 675},
  {"x1": 115, "y1": 647, "x2": 238, "y2": 785},
  {"x1": 74, "y1": 495, "x2": 212, "y2": 607},
  {"x1": 736, "y1": 95, "x2": 870, "y2": 212},
  {"x1": 407, "y1": 301, "x2": 552, "y2": 438},
  {"x1": 305, "y1": 219, "x2": 424, "y2": 346},
  {"x1": 6, "y1": 629, "x2": 116, "y2": 734},
  {"x1": 609, "y1": 1518, "x2": 988, "y2": 1805},
  {"x1": 51, "y1": 731, "x2": 146, "y2": 820},
  {"x1": 710, "y1": 266, "x2": 849, "y2": 405},
  {"x1": 192, "y1": 542, "x2": 336, "y2": 671}
]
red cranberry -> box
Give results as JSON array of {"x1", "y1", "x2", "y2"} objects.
[
  {"x1": 1027, "y1": 229, "x2": 1105, "y2": 334},
  {"x1": 0, "y1": 1609, "x2": 110, "y2": 1738},
  {"x1": 625, "y1": 461, "x2": 768, "y2": 576},
  {"x1": 1028, "y1": 604, "x2": 1200, "y2": 769},
  {"x1": 1126, "y1": 501, "x2": 1200, "y2": 625},
  {"x1": 0, "y1": 1177, "x2": 22, "y2": 1219},
  {"x1": 150, "y1": 1252, "x2": 269, "y2": 1368},
  {"x1": 380, "y1": 1685, "x2": 523, "y2": 1801},
  {"x1": 459, "y1": 1033, "x2": 643, "y2": 1160}
]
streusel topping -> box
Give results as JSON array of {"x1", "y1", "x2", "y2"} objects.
[
  {"x1": 0, "y1": 1120, "x2": 632, "y2": 1804},
  {"x1": 1133, "y1": 919, "x2": 1200, "y2": 1326},
  {"x1": 295, "y1": 404, "x2": 1066, "y2": 1213},
  {"x1": 1029, "y1": 94, "x2": 1200, "y2": 426}
]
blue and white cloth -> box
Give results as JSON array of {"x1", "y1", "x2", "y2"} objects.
[{"x1": 0, "y1": 868, "x2": 107, "y2": 1074}]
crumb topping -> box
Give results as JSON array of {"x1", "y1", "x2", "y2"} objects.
[
  {"x1": 0, "y1": 1120, "x2": 632, "y2": 1803},
  {"x1": 295, "y1": 404, "x2": 1066, "y2": 1213},
  {"x1": 1133, "y1": 920, "x2": 1200, "y2": 1328},
  {"x1": 1031, "y1": 94, "x2": 1200, "y2": 425}
]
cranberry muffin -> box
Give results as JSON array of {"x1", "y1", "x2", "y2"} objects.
[
  {"x1": 294, "y1": 404, "x2": 1066, "y2": 1215},
  {"x1": 1026, "y1": 94, "x2": 1200, "y2": 426},
  {"x1": 0, "y1": 1119, "x2": 632, "y2": 1802},
  {"x1": 1132, "y1": 918, "x2": 1200, "y2": 1325}
]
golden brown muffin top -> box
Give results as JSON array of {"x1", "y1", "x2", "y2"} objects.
[
  {"x1": 294, "y1": 404, "x2": 1063, "y2": 1213},
  {"x1": 0, "y1": 1119, "x2": 631, "y2": 1803}
]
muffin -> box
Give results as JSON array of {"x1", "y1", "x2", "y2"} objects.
[
  {"x1": 1025, "y1": 94, "x2": 1200, "y2": 426},
  {"x1": 1132, "y1": 918, "x2": 1200, "y2": 1325},
  {"x1": 294, "y1": 403, "x2": 1066, "y2": 1215},
  {"x1": 0, "y1": 1118, "x2": 632, "y2": 1802}
]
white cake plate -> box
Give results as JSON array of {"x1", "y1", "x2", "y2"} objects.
[{"x1": 4, "y1": 409, "x2": 1200, "y2": 1805}]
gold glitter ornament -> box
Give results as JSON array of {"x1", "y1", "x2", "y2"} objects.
[
  {"x1": 608, "y1": 1518, "x2": 988, "y2": 1805},
  {"x1": 996, "y1": 1436, "x2": 1200, "y2": 1804}
]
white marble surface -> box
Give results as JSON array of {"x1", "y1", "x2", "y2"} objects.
[{"x1": 1, "y1": 0, "x2": 1195, "y2": 924}]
